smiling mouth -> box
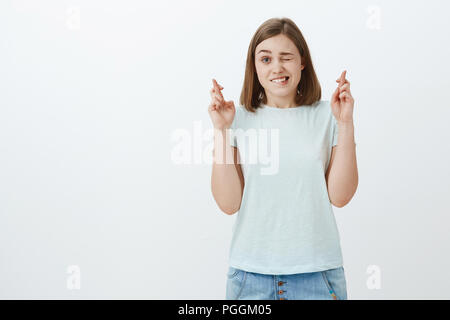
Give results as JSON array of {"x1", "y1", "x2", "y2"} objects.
[{"x1": 271, "y1": 76, "x2": 289, "y2": 85}]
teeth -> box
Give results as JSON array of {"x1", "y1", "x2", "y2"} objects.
[{"x1": 271, "y1": 77, "x2": 287, "y2": 83}]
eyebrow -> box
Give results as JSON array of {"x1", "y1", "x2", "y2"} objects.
[{"x1": 256, "y1": 50, "x2": 294, "y2": 56}]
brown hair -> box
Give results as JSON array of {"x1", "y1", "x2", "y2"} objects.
[{"x1": 239, "y1": 17, "x2": 321, "y2": 112}]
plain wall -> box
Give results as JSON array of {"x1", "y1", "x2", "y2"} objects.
[{"x1": 1, "y1": 0, "x2": 449, "y2": 299}]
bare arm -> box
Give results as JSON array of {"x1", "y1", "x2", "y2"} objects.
[
  {"x1": 326, "y1": 122, "x2": 358, "y2": 207},
  {"x1": 327, "y1": 71, "x2": 358, "y2": 207},
  {"x1": 211, "y1": 129, "x2": 244, "y2": 215}
]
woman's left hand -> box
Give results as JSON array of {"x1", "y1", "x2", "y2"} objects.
[{"x1": 331, "y1": 70, "x2": 354, "y2": 123}]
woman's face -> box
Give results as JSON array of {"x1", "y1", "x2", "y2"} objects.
[{"x1": 254, "y1": 34, "x2": 304, "y2": 107}]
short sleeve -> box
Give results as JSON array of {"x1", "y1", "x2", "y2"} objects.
[
  {"x1": 332, "y1": 115, "x2": 338, "y2": 147},
  {"x1": 229, "y1": 108, "x2": 239, "y2": 147},
  {"x1": 229, "y1": 128, "x2": 237, "y2": 147}
]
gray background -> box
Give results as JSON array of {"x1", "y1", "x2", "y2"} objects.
[{"x1": 1, "y1": 0, "x2": 449, "y2": 299}]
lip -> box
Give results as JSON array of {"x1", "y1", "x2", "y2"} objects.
[
  {"x1": 270, "y1": 76, "x2": 289, "y2": 81},
  {"x1": 271, "y1": 76, "x2": 289, "y2": 86}
]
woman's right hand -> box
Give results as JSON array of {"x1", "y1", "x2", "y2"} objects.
[{"x1": 208, "y1": 79, "x2": 235, "y2": 130}]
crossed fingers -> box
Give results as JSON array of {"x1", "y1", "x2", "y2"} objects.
[{"x1": 335, "y1": 70, "x2": 352, "y2": 98}]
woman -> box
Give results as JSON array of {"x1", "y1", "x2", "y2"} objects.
[{"x1": 208, "y1": 17, "x2": 358, "y2": 300}]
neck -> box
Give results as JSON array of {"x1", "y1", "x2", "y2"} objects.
[{"x1": 265, "y1": 93, "x2": 297, "y2": 108}]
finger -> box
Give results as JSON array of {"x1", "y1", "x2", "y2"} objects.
[
  {"x1": 339, "y1": 91, "x2": 352, "y2": 100},
  {"x1": 335, "y1": 72, "x2": 345, "y2": 86},
  {"x1": 210, "y1": 86, "x2": 224, "y2": 102},
  {"x1": 212, "y1": 79, "x2": 219, "y2": 95},
  {"x1": 331, "y1": 86, "x2": 339, "y2": 103},
  {"x1": 213, "y1": 79, "x2": 221, "y2": 92},
  {"x1": 213, "y1": 96, "x2": 223, "y2": 109},
  {"x1": 225, "y1": 100, "x2": 234, "y2": 109},
  {"x1": 212, "y1": 81, "x2": 224, "y2": 90},
  {"x1": 211, "y1": 90, "x2": 225, "y2": 102},
  {"x1": 213, "y1": 91, "x2": 225, "y2": 103},
  {"x1": 214, "y1": 94, "x2": 222, "y2": 104},
  {"x1": 211, "y1": 103, "x2": 219, "y2": 112},
  {"x1": 339, "y1": 70, "x2": 346, "y2": 87},
  {"x1": 336, "y1": 79, "x2": 350, "y2": 85},
  {"x1": 339, "y1": 83, "x2": 350, "y2": 93},
  {"x1": 336, "y1": 73, "x2": 349, "y2": 86},
  {"x1": 213, "y1": 79, "x2": 225, "y2": 99}
]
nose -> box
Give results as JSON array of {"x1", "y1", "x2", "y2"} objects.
[{"x1": 272, "y1": 59, "x2": 285, "y2": 72}]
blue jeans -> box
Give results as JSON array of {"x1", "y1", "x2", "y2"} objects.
[{"x1": 225, "y1": 266, "x2": 347, "y2": 300}]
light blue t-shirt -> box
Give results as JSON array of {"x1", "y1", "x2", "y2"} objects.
[{"x1": 228, "y1": 100, "x2": 344, "y2": 275}]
